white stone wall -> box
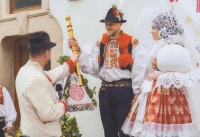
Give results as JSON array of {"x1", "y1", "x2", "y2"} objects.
[{"x1": 49, "y1": 0, "x2": 200, "y2": 136}]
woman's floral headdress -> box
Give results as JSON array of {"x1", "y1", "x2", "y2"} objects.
[{"x1": 152, "y1": 11, "x2": 184, "y2": 39}]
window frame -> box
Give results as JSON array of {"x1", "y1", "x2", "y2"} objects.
[{"x1": 10, "y1": 0, "x2": 42, "y2": 14}]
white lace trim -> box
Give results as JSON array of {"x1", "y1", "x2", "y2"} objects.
[
  {"x1": 140, "y1": 122, "x2": 199, "y2": 137},
  {"x1": 122, "y1": 119, "x2": 199, "y2": 137},
  {"x1": 156, "y1": 69, "x2": 200, "y2": 89}
]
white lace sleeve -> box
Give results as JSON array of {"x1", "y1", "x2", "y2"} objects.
[{"x1": 156, "y1": 69, "x2": 200, "y2": 89}]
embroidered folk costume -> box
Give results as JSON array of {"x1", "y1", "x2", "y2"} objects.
[
  {"x1": 78, "y1": 5, "x2": 146, "y2": 137},
  {"x1": 122, "y1": 11, "x2": 200, "y2": 137}
]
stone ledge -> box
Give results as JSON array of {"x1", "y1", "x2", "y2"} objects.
[
  {"x1": 0, "y1": 15, "x2": 17, "y2": 23},
  {"x1": 28, "y1": 10, "x2": 49, "y2": 18},
  {"x1": 0, "y1": 10, "x2": 49, "y2": 23}
]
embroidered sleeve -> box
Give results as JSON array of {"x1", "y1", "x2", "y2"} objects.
[{"x1": 132, "y1": 38, "x2": 140, "y2": 48}]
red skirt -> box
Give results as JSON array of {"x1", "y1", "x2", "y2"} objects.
[{"x1": 122, "y1": 82, "x2": 198, "y2": 137}]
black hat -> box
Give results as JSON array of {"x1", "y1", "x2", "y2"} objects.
[
  {"x1": 100, "y1": 5, "x2": 126, "y2": 23},
  {"x1": 26, "y1": 32, "x2": 56, "y2": 51}
]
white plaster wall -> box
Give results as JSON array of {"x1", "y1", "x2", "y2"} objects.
[{"x1": 49, "y1": 0, "x2": 200, "y2": 136}]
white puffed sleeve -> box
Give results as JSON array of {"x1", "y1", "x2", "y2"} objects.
[
  {"x1": 79, "y1": 43, "x2": 100, "y2": 78},
  {"x1": 131, "y1": 44, "x2": 147, "y2": 94}
]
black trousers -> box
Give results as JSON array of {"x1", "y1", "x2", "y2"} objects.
[
  {"x1": 0, "y1": 120, "x2": 5, "y2": 137},
  {"x1": 99, "y1": 85, "x2": 134, "y2": 137}
]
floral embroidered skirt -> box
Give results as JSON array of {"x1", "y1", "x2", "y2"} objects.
[{"x1": 122, "y1": 82, "x2": 198, "y2": 137}]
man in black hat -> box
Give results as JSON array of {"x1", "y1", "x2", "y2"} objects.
[
  {"x1": 68, "y1": 5, "x2": 146, "y2": 137},
  {"x1": 15, "y1": 32, "x2": 79, "y2": 137}
]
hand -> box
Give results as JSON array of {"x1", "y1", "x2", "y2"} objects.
[
  {"x1": 147, "y1": 73, "x2": 159, "y2": 81},
  {"x1": 70, "y1": 53, "x2": 80, "y2": 63},
  {"x1": 2, "y1": 126, "x2": 12, "y2": 135},
  {"x1": 68, "y1": 37, "x2": 80, "y2": 52},
  {"x1": 61, "y1": 98, "x2": 66, "y2": 102}
]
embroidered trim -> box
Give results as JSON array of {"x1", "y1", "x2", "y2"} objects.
[
  {"x1": 100, "y1": 32, "x2": 134, "y2": 67},
  {"x1": 156, "y1": 70, "x2": 200, "y2": 89},
  {"x1": 101, "y1": 83, "x2": 131, "y2": 87},
  {"x1": 141, "y1": 122, "x2": 198, "y2": 137},
  {"x1": 68, "y1": 103, "x2": 94, "y2": 112},
  {"x1": 105, "y1": 39, "x2": 120, "y2": 69},
  {"x1": 122, "y1": 120, "x2": 199, "y2": 137}
]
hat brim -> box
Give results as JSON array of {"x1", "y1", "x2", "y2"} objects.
[
  {"x1": 100, "y1": 19, "x2": 126, "y2": 23},
  {"x1": 25, "y1": 42, "x2": 56, "y2": 51}
]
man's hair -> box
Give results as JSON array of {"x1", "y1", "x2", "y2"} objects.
[{"x1": 30, "y1": 50, "x2": 46, "y2": 58}]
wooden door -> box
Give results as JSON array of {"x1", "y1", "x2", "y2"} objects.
[{"x1": 13, "y1": 36, "x2": 50, "y2": 132}]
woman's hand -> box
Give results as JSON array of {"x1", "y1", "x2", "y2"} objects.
[{"x1": 147, "y1": 73, "x2": 159, "y2": 81}]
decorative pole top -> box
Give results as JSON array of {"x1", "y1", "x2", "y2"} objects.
[
  {"x1": 66, "y1": 15, "x2": 73, "y2": 37},
  {"x1": 65, "y1": 15, "x2": 70, "y2": 21}
]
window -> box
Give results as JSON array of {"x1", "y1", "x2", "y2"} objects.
[{"x1": 10, "y1": 0, "x2": 42, "y2": 14}]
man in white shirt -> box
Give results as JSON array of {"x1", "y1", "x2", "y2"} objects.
[
  {"x1": 15, "y1": 32, "x2": 78, "y2": 137},
  {"x1": 0, "y1": 86, "x2": 17, "y2": 136}
]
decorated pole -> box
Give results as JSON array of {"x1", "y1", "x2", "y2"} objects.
[{"x1": 65, "y1": 15, "x2": 83, "y2": 86}]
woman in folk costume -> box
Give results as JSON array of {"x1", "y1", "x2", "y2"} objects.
[{"x1": 122, "y1": 11, "x2": 200, "y2": 137}]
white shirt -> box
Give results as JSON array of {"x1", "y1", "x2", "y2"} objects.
[{"x1": 0, "y1": 87, "x2": 17, "y2": 127}]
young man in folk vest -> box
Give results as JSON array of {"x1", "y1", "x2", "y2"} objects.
[{"x1": 68, "y1": 5, "x2": 146, "y2": 137}]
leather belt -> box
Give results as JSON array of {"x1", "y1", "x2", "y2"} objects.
[
  {"x1": 20, "y1": 135, "x2": 30, "y2": 137},
  {"x1": 101, "y1": 81, "x2": 131, "y2": 87}
]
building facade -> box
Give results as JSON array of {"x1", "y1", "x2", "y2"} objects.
[{"x1": 0, "y1": 0, "x2": 199, "y2": 136}]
